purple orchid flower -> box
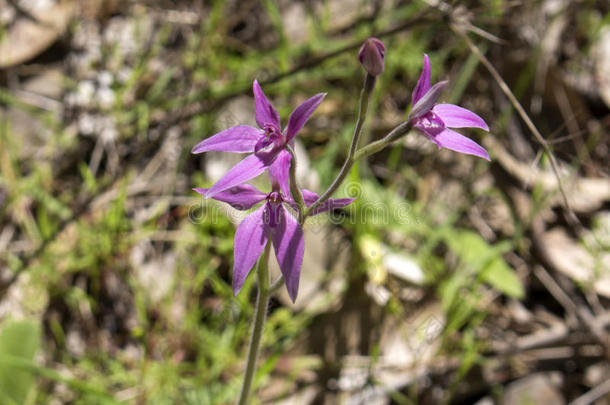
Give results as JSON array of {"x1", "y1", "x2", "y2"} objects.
[
  {"x1": 192, "y1": 80, "x2": 326, "y2": 198},
  {"x1": 409, "y1": 54, "x2": 490, "y2": 160},
  {"x1": 194, "y1": 157, "x2": 354, "y2": 302}
]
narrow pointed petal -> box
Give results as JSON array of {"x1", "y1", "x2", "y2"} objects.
[
  {"x1": 268, "y1": 149, "x2": 292, "y2": 197},
  {"x1": 301, "y1": 189, "x2": 319, "y2": 206},
  {"x1": 300, "y1": 189, "x2": 355, "y2": 215},
  {"x1": 411, "y1": 54, "x2": 431, "y2": 105},
  {"x1": 409, "y1": 80, "x2": 448, "y2": 119},
  {"x1": 253, "y1": 80, "x2": 280, "y2": 129},
  {"x1": 204, "y1": 154, "x2": 273, "y2": 199},
  {"x1": 233, "y1": 205, "x2": 269, "y2": 296},
  {"x1": 194, "y1": 185, "x2": 266, "y2": 210},
  {"x1": 191, "y1": 125, "x2": 261, "y2": 154},
  {"x1": 271, "y1": 206, "x2": 304, "y2": 302},
  {"x1": 285, "y1": 93, "x2": 326, "y2": 141},
  {"x1": 433, "y1": 104, "x2": 489, "y2": 130},
  {"x1": 433, "y1": 128, "x2": 490, "y2": 160},
  {"x1": 310, "y1": 198, "x2": 356, "y2": 215}
]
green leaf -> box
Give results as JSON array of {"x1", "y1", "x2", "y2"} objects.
[
  {"x1": 445, "y1": 230, "x2": 523, "y2": 298},
  {"x1": 0, "y1": 320, "x2": 41, "y2": 404},
  {"x1": 480, "y1": 258, "x2": 525, "y2": 299}
]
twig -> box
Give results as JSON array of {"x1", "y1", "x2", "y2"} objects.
[
  {"x1": 5, "y1": 0, "x2": 53, "y2": 28},
  {"x1": 568, "y1": 379, "x2": 610, "y2": 405},
  {"x1": 451, "y1": 24, "x2": 580, "y2": 229},
  {"x1": 533, "y1": 265, "x2": 610, "y2": 359},
  {"x1": 533, "y1": 266, "x2": 578, "y2": 322},
  {"x1": 531, "y1": 218, "x2": 610, "y2": 361}
]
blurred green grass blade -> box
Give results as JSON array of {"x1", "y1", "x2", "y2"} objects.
[
  {"x1": 0, "y1": 352, "x2": 120, "y2": 404},
  {"x1": 0, "y1": 320, "x2": 40, "y2": 405}
]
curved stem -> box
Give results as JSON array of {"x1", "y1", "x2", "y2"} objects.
[
  {"x1": 237, "y1": 241, "x2": 271, "y2": 405},
  {"x1": 354, "y1": 121, "x2": 412, "y2": 160},
  {"x1": 286, "y1": 145, "x2": 306, "y2": 224},
  {"x1": 269, "y1": 275, "x2": 285, "y2": 294},
  {"x1": 304, "y1": 74, "x2": 375, "y2": 217}
]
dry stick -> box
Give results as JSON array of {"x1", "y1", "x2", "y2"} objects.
[
  {"x1": 533, "y1": 265, "x2": 610, "y2": 360},
  {"x1": 569, "y1": 379, "x2": 610, "y2": 405},
  {"x1": 5, "y1": 0, "x2": 54, "y2": 27},
  {"x1": 532, "y1": 217, "x2": 610, "y2": 360},
  {"x1": 451, "y1": 25, "x2": 580, "y2": 229}
]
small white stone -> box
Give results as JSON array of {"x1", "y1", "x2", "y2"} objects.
[
  {"x1": 75, "y1": 80, "x2": 95, "y2": 105},
  {"x1": 383, "y1": 253, "x2": 425, "y2": 285},
  {"x1": 98, "y1": 71, "x2": 114, "y2": 87},
  {"x1": 97, "y1": 87, "x2": 115, "y2": 109}
]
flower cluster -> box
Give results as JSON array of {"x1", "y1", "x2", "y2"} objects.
[
  {"x1": 193, "y1": 81, "x2": 353, "y2": 302},
  {"x1": 193, "y1": 41, "x2": 490, "y2": 303}
]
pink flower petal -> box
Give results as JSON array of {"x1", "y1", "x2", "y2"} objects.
[
  {"x1": 310, "y1": 197, "x2": 356, "y2": 216},
  {"x1": 233, "y1": 205, "x2": 269, "y2": 296},
  {"x1": 409, "y1": 80, "x2": 448, "y2": 119},
  {"x1": 204, "y1": 153, "x2": 273, "y2": 199},
  {"x1": 271, "y1": 205, "x2": 304, "y2": 302},
  {"x1": 253, "y1": 80, "x2": 280, "y2": 129},
  {"x1": 433, "y1": 128, "x2": 490, "y2": 160},
  {"x1": 194, "y1": 185, "x2": 266, "y2": 210},
  {"x1": 285, "y1": 93, "x2": 326, "y2": 141},
  {"x1": 289, "y1": 189, "x2": 356, "y2": 215},
  {"x1": 298, "y1": 189, "x2": 355, "y2": 215},
  {"x1": 411, "y1": 54, "x2": 431, "y2": 105},
  {"x1": 191, "y1": 125, "x2": 261, "y2": 154},
  {"x1": 433, "y1": 104, "x2": 489, "y2": 130},
  {"x1": 301, "y1": 189, "x2": 319, "y2": 206},
  {"x1": 268, "y1": 149, "x2": 292, "y2": 197}
]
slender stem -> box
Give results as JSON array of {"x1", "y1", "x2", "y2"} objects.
[
  {"x1": 237, "y1": 241, "x2": 271, "y2": 405},
  {"x1": 304, "y1": 74, "x2": 375, "y2": 217},
  {"x1": 353, "y1": 121, "x2": 412, "y2": 160},
  {"x1": 269, "y1": 275, "x2": 285, "y2": 294},
  {"x1": 286, "y1": 145, "x2": 306, "y2": 224}
]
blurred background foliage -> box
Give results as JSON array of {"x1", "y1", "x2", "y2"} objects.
[{"x1": 0, "y1": 0, "x2": 609, "y2": 404}]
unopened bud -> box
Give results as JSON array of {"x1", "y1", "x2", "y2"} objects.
[{"x1": 358, "y1": 37, "x2": 385, "y2": 76}]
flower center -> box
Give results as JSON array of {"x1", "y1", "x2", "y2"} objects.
[
  {"x1": 255, "y1": 124, "x2": 284, "y2": 153},
  {"x1": 267, "y1": 190, "x2": 283, "y2": 204},
  {"x1": 263, "y1": 124, "x2": 281, "y2": 139},
  {"x1": 415, "y1": 111, "x2": 445, "y2": 136}
]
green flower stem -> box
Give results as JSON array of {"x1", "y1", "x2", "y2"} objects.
[
  {"x1": 237, "y1": 241, "x2": 272, "y2": 405},
  {"x1": 353, "y1": 121, "x2": 412, "y2": 160},
  {"x1": 286, "y1": 145, "x2": 306, "y2": 224},
  {"x1": 304, "y1": 73, "x2": 376, "y2": 217},
  {"x1": 269, "y1": 275, "x2": 285, "y2": 294}
]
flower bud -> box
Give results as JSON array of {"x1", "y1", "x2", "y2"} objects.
[{"x1": 358, "y1": 37, "x2": 385, "y2": 76}]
